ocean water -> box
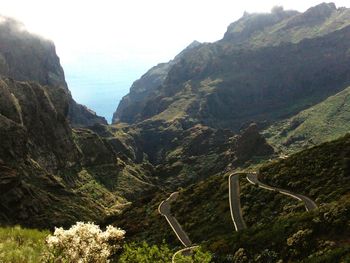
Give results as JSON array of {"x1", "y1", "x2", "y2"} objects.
[{"x1": 63, "y1": 59, "x2": 150, "y2": 123}]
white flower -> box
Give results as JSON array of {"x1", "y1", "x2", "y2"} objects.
[{"x1": 45, "y1": 222, "x2": 125, "y2": 262}]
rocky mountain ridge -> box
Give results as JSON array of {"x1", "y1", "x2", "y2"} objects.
[{"x1": 113, "y1": 3, "x2": 350, "y2": 132}]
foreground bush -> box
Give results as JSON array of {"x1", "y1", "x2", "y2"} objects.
[
  {"x1": 45, "y1": 222, "x2": 125, "y2": 263},
  {"x1": 119, "y1": 241, "x2": 173, "y2": 262},
  {"x1": 174, "y1": 246, "x2": 212, "y2": 263},
  {"x1": 0, "y1": 226, "x2": 49, "y2": 263}
]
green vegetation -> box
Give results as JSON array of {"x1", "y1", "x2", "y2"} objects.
[
  {"x1": 2, "y1": 3, "x2": 350, "y2": 262},
  {"x1": 0, "y1": 226, "x2": 49, "y2": 263},
  {"x1": 119, "y1": 242, "x2": 173, "y2": 262},
  {"x1": 119, "y1": 242, "x2": 212, "y2": 263},
  {"x1": 260, "y1": 133, "x2": 350, "y2": 203},
  {"x1": 264, "y1": 86, "x2": 350, "y2": 153},
  {"x1": 173, "y1": 247, "x2": 212, "y2": 263}
]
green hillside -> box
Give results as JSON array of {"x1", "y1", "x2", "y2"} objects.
[
  {"x1": 116, "y1": 134, "x2": 350, "y2": 262},
  {"x1": 264, "y1": 86, "x2": 350, "y2": 153}
]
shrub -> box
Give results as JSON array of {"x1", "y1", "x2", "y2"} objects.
[
  {"x1": 119, "y1": 241, "x2": 173, "y2": 263},
  {"x1": 44, "y1": 222, "x2": 125, "y2": 263},
  {"x1": 175, "y1": 246, "x2": 212, "y2": 263},
  {"x1": 0, "y1": 226, "x2": 49, "y2": 263}
]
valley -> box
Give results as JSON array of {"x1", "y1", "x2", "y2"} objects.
[{"x1": 0, "y1": 2, "x2": 350, "y2": 262}]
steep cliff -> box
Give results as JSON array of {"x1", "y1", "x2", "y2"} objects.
[
  {"x1": 0, "y1": 16, "x2": 107, "y2": 127},
  {"x1": 113, "y1": 41, "x2": 201, "y2": 124},
  {"x1": 0, "y1": 77, "x2": 155, "y2": 228}
]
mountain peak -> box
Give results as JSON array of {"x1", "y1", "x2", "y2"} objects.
[
  {"x1": 223, "y1": 8, "x2": 298, "y2": 41},
  {"x1": 306, "y1": 2, "x2": 337, "y2": 14},
  {"x1": 301, "y1": 2, "x2": 337, "y2": 21}
]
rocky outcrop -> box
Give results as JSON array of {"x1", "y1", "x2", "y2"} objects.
[
  {"x1": 113, "y1": 41, "x2": 201, "y2": 124},
  {"x1": 0, "y1": 15, "x2": 106, "y2": 127},
  {"x1": 68, "y1": 100, "x2": 107, "y2": 127},
  {"x1": 0, "y1": 78, "x2": 79, "y2": 170},
  {"x1": 234, "y1": 123, "x2": 274, "y2": 164}
]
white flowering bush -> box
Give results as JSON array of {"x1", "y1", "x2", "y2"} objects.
[{"x1": 44, "y1": 222, "x2": 125, "y2": 263}]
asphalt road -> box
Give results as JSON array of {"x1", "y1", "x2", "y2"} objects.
[
  {"x1": 246, "y1": 173, "x2": 317, "y2": 211},
  {"x1": 228, "y1": 173, "x2": 247, "y2": 231},
  {"x1": 158, "y1": 192, "x2": 192, "y2": 247}
]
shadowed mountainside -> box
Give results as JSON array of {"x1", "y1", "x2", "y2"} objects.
[{"x1": 0, "y1": 77, "x2": 156, "y2": 228}]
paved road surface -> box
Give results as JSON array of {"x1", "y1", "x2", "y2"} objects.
[
  {"x1": 246, "y1": 173, "x2": 317, "y2": 211},
  {"x1": 228, "y1": 173, "x2": 247, "y2": 231},
  {"x1": 158, "y1": 192, "x2": 192, "y2": 247}
]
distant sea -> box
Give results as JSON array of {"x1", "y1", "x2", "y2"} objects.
[{"x1": 63, "y1": 58, "x2": 150, "y2": 123}]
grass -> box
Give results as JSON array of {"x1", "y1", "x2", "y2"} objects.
[{"x1": 0, "y1": 226, "x2": 49, "y2": 263}]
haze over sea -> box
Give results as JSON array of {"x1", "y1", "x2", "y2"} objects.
[{"x1": 63, "y1": 54, "x2": 151, "y2": 123}]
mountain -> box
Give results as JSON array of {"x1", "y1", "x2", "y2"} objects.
[
  {"x1": 0, "y1": 16, "x2": 159, "y2": 228},
  {"x1": 0, "y1": 16, "x2": 275, "y2": 228},
  {"x1": 1, "y1": 3, "x2": 350, "y2": 261},
  {"x1": 0, "y1": 76, "x2": 156, "y2": 228},
  {"x1": 113, "y1": 3, "x2": 350, "y2": 131},
  {"x1": 0, "y1": 16, "x2": 107, "y2": 127},
  {"x1": 109, "y1": 3, "x2": 350, "y2": 261},
  {"x1": 264, "y1": 86, "x2": 350, "y2": 152}
]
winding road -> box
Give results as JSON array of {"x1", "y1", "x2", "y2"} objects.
[
  {"x1": 246, "y1": 173, "x2": 317, "y2": 211},
  {"x1": 228, "y1": 173, "x2": 247, "y2": 231},
  {"x1": 158, "y1": 192, "x2": 192, "y2": 247},
  {"x1": 159, "y1": 171, "x2": 317, "y2": 261}
]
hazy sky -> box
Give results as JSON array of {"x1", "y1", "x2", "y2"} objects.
[{"x1": 0, "y1": 0, "x2": 349, "y2": 121}]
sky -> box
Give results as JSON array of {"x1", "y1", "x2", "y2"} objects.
[{"x1": 0, "y1": 0, "x2": 349, "y2": 122}]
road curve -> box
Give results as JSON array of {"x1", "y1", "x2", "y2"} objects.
[
  {"x1": 246, "y1": 173, "x2": 317, "y2": 211},
  {"x1": 171, "y1": 245, "x2": 199, "y2": 263},
  {"x1": 228, "y1": 173, "x2": 247, "y2": 231},
  {"x1": 158, "y1": 192, "x2": 192, "y2": 247}
]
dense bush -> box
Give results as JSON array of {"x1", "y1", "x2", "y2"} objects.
[
  {"x1": 44, "y1": 222, "x2": 125, "y2": 263},
  {"x1": 119, "y1": 241, "x2": 173, "y2": 262}
]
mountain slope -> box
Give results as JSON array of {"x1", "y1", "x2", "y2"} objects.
[
  {"x1": 113, "y1": 3, "x2": 350, "y2": 132},
  {"x1": 264, "y1": 86, "x2": 350, "y2": 152},
  {"x1": 0, "y1": 77, "x2": 156, "y2": 228},
  {"x1": 113, "y1": 41, "x2": 201, "y2": 124}
]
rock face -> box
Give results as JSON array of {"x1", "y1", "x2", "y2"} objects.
[
  {"x1": 234, "y1": 123, "x2": 274, "y2": 164},
  {"x1": 0, "y1": 78, "x2": 78, "y2": 171},
  {"x1": 0, "y1": 77, "x2": 154, "y2": 228},
  {"x1": 113, "y1": 3, "x2": 350, "y2": 131},
  {"x1": 113, "y1": 41, "x2": 201, "y2": 124},
  {"x1": 0, "y1": 16, "x2": 107, "y2": 127}
]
